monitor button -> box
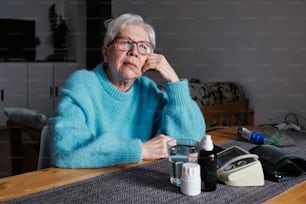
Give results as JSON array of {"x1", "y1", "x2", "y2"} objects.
[{"x1": 238, "y1": 160, "x2": 247, "y2": 166}]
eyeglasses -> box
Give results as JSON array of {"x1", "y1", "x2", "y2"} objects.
[{"x1": 108, "y1": 37, "x2": 154, "y2": 55}]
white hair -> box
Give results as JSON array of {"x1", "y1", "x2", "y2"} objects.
[{"x1": 104, "y1": 13, "x2": 156, "y2": 48}]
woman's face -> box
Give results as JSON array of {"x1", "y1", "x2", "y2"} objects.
[{"x1": 103, "y1": 24, "x2": 151, "y2": 81}]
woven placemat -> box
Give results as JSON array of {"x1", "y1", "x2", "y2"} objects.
[{"x1": 4, "y1": 131, "x2": 306, "y2": 204}]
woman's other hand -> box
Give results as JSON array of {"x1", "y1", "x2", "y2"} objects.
[{"x1": 142, "y1": 134, "x2": 173, "y2": 160}]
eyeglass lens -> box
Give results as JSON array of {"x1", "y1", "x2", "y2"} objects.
[{"x1": 115, "y1": 38, "x2": 153, "y2": 55}]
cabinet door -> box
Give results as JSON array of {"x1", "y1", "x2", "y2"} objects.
[
  {"x1": 53, "y1": 63, "x2": 78, "y2": 108},
  {"x1": 27, "y1": 63, "x2": 53, "y2": 116},
  {"x1": 0, "y1": 63, "x2": 27, "y2": 126}
]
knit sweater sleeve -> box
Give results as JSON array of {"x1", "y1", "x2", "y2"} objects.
[
  {"x1": 48, "y1": 69, "x2": 142, "y2": 168},
  {"x1": 157, "y1": 79, "x2": 205, "y2": 142}
]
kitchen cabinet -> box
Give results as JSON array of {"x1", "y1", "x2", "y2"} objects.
[
  {"x1": 28, "y1": 62, "x2": 78, "y2": 116},
  {"x1": 0, "y1": 62, "x2": 78, "y2": 127},
  {"x1": 0, "y1": 63, "x2": 27, "y2": 126}
]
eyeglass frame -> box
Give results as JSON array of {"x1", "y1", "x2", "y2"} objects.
[{"x1": 107, "y1": 36, "x2": 155, "y2": 55}]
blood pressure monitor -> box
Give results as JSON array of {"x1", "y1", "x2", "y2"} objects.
[{"x1": 217, "y1": 146, "x2": 264, "y2": 186}]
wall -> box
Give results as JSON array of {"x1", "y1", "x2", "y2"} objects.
[
  {"x1": 63, "y1": 0, "x2": 86, "y2": 67},
  {"x1": 0, "y1": 0, "x2": 86, "y2": 66},
  {"x1": 112, "y1": 0, "x2": 306, "y2": 126}
]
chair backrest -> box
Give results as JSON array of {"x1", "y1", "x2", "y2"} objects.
[
  {"x1": 201, "y1": 99, "x2": 253, "y2": 129},
  {"x1": 37, "y1": 125, "x2": 50, "y2": 169}
]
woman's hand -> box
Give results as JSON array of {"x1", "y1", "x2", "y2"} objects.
[
  {"x1": 142, "y1": 134, "x2": 173, "y2": 160},
  {"x1": 142, "y1": 53, "x2": 180, "y2": 83}
]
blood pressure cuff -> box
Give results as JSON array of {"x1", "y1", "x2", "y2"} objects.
[{"x1": 250, "y1": 145, "x2": 306, "y2": 182}]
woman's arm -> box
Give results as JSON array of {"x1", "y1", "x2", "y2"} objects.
[
  {"x1": 48, "y1": 96, "x2": 143, "y2": 168},
  {"x1": 142, "y1": 53, "x2": 205, "y2": 141},
  {"x1": 48, "y1": 70, "x2": 143, "y2": 168},
  {"x1": 157, "y1": 80, "x2": 206, "y2": 142}
]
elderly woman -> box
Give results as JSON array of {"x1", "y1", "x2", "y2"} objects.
[{"x1": 48, "y1": 13, "x2": 205, "y2": 168}]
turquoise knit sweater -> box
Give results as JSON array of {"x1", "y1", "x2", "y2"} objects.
[{"x1": 48, "y1": 64, "x2": 205, "y2": 168}]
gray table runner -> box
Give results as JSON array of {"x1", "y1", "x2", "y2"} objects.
[{"x1": 4, "y1": 131, "x2": 306, "y2": 204}]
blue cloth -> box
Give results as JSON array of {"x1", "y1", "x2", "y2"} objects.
[{"x1": 48, "y1": 63, "x2": 205, "y2": 168}]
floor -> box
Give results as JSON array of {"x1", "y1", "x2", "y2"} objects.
[{"x1": 0, "y1": 128, "x2": 39, "y2": 178}]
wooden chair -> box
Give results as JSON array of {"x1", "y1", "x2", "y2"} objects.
[
  {"x1": 6, "y1": 119, "x2": 42, "y2": 175},
  {"x1": 201, "y1": 99, "x2": 254, "y2": 130},
  {"x1": 37, "y1": 125, "x2": 50, "y2": 169}
]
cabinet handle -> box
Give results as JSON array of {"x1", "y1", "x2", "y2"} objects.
[
  {"x1": 55, "y1": 86, "x2": 58, "y2": 97},
  {"x1": 1, "y1": 89, "x2": 3, "y2": 101},
  {"x1": 50, "y1": 87, "x2": 53, "y2": 97}
]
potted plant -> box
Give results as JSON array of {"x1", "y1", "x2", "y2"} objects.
[{"x1": 48, "y1": 3, "x2": 68, "y2": 61}]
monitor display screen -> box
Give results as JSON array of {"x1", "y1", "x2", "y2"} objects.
[{"x1": 0, "y1": 19, "x2": 35, "y2": 61}]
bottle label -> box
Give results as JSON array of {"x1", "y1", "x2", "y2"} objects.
[
  {"x1": 250, "y1": 132, "x2": 266, "y2": 144},
  {"x1": 198, "y1": 151, "x2": 217, "y2": 191}
]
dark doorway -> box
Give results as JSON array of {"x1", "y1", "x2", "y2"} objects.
[{"x1": 86, "y1": 0, "x2": 111, "y2": 69}]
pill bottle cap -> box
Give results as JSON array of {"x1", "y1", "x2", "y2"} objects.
[{"x1": 181, "y1": 163, "x2": 200, "y2": 179}]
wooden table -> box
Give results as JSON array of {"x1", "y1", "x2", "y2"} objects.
[{"x1": 0, "y1": 127, "x2": 305, "y2": 203}]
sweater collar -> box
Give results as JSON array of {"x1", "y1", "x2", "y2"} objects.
[{"x1": 93, "y1": 63, "x2": 137, "y2": 100}]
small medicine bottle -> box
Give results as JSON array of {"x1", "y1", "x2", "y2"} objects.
[
  {"x1": 198, "y1": 135, "x2": 217, "y2": 191},
  {"x1": 180, "y1": 163, "x2": 201, "y2": 196}
]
